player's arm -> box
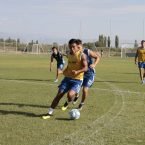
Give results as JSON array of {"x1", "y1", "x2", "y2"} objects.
[
  {"x1": 72, "y1": 53, "x2": 88, "y2": 75},
  {"x1": 62, "y1": 53, "x2": 68, "y2": 57},
  {"x1": 135, "y1": 49, "x2": 138, "y2": 64},
  {"x1": 89, "y1": 50, "x2": 100, "y2": 69},
  {"x1": 50, "y1": 55, "x2": 53, "y2": 72}
]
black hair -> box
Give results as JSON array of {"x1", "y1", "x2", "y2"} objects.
[
  {"x1": 76, "y1": 39, "x2": 82, "y2": 45},
  {"x1": 52, "y1": 46, "x2": 58, "y2": 51},
  {"x1": 68, "y1": 38, "x2": 82, "y2": 45},
  {"x1": 141, "y1": 40, "x2": 145, "y2": 45}
]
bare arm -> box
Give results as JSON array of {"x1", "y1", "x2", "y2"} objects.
[
  {"x1": 62, "y1": 53, "x2": 68, "y2": 57},
  {"x1": 50, "y1": 55, "x2": 53, "y2": 71},
  {"x1": 135, "y1": 49, "x2": 138, "y2": 64},
  {"x1": 89, "y1": 50, "x2": 100, "y2": 68}
]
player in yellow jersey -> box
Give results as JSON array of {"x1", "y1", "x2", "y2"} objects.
[
  {"x1": 135, "y1": 40, "x2": 145, "y2": 84},
  {"x1": 42, "y1": 39, "x2": 88, "y2": 119},
  {"x1": 62, "y1": 39, "x2": 100, "y2": 110}
]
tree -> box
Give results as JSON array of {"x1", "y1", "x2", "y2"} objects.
[
  {"x1": 53, "y1": 42, "x2": 58, "y2": 48},
  {"x1": 83, "y1": 42, "x2": 95, "y2": 50},
  {"x1": 134, "y1": 40, "x2": 138, "y2": 48},
  {"x1": 115, "y1": 35, "x2": 119, "y2": 48},
  {"x1": 104, "y1": 36, "x2": 107, "y2": 47},
  {"x1": 36, "y1": 40, "x2": 39, "y2": 44},
  {"x1": 0, "y1": 38, "x2": 4, "y2": 42},
  {"x1": 107, "y1": 36, "x2": 111, "y2": 47},
  {"x1": 17, "y1": 38, "x2": 20, "y2": 44}
]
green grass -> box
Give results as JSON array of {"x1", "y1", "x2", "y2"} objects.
[{"x1": 0, "y1": 54, "x2": 145, "y2": 145}]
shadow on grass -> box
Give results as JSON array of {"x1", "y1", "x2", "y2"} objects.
[
  {"x1": 0, "y1": 102, "x2": 62, "y2": 109},
  {"x1": 95, "y1": 80, "x2": 138, "y2": 84},
  {"x1": 0, "y1": 103, "x2": 50, "y2": 118},
  {"x1": 0, "y1": 109, "x2": 46, "y2": 118},
  {"x1": 0, "y1": 102, "x2": 49, "y2": 108},
  {"x1": 0, "y1": 78, "x2": 53, "y2": 83},
  {"x1": 55, "y1": 117, "x2": 72, "y2": 121},
  {"x1": 0, "y1": 103, "x2": 63, "y2": 118}
]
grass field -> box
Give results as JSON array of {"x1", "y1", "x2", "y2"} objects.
[{"x1": 0, "y1": 54, "x2": 145, "y2": 145}]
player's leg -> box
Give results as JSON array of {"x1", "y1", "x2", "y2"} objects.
[
  {"x1": 143, "y1": 63, "x2": 145, "y2": 83},
  {"x1": 138, "y1": 62, "x2": 144, "y2": 84},
  {"x1": 78, "y1": 87, "x2": 89, "y2": 110},
  {"x1": 77, "y1": 75, "x2": 95, "y2": 110},
  {"x1": 54, "y1": 63, "x2": 64, "y2": 82},
  {"x1": 42, "y1": 78, "x2": 69, "y2": 119},
  {"x1": 139, "y1": 68, "x2": 144, "y2": 83},
  {"x1": 62, "y1": 79, "x2": 82, "y2": 111}
]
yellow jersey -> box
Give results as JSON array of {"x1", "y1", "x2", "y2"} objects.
[
  {"x1": 137, "y1": 48, "x2": 145, "y2": 62},
  {"x1": 63, "y1": 50, "x2": 84, "y2": 80}
]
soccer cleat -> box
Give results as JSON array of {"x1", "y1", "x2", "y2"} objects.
[
  {"x1": 72, "y1": 95, "x2": 79, "y2": 105},
  {"x1": 61, "y1": 102, "x2": 68, "y2": 111},
  {"x1": 42, "y1": 114, "x2": 51, "y2": 119},
  {"x1": 54, "y1": 79, "x2": 58, "y2": 83},
  {"x1": 78, "y1": 103, "x2": 84, "y2": 110}
]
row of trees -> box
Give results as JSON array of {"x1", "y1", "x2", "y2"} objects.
[
  {"x1": 0, "y1": 36, "x2": 139, "y2": 51},
  {"x1": 83, "y1": 35, "x2": 119, "y2": 50}
]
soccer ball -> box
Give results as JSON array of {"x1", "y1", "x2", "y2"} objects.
[{"x1": 69, "y1": 109, "x2": 80, "y2": 120}]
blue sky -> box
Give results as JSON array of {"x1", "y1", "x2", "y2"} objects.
[{"x1": 0, "y1": 0, "x2": 145, "y2": 43}]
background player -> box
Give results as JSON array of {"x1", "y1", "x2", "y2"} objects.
[
  {"x1": 50, "y1": 47, "x2": 65, "y2": 82},
  {"x1": 135, "y1": 40, "x2": 145, "y2": 84}
]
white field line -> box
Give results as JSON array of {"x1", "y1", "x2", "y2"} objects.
[
  {"x1": 73, "y1": 79, "x2": 126, "y2": 145},
  {"x1": 1, "y1": 78, "x2": 127, "y2": 145},
  {"x1": 1, "y1": 78, "x2": 145, "y2": 95},
  {"x1": 50, "y1": 78, "x2": 125, "y2": 145}
]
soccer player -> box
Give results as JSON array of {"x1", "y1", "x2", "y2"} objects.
[
  {"x1": 42, "y1": 39, "x2": 88, "y2": 119},
  {"x1": 135, "y1": 40, "x2": 145, "y2": 84},
  {"x1": 62, "y1": 39, "x2": 100, "y2": 110},
  {"x1": 50, "y1": 47, "x2": 65, "y2": 82}
]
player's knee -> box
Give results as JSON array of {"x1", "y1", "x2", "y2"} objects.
[{"x1": 67, "y1": 90, "x2": 75, "y2": 101}]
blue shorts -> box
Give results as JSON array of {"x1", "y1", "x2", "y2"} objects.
[
  {"x1": 58, "y1": 77, "x2": 83, "y2": 94},
  {"x1": 82, "y1": 74, "x2": 95, "y2": 88},
  {"x1": 57, "y1": 63, "x2": 64, "y2": 70},
  {"x1": 138, "y1": 62, "x2": 145, "y2": 69}
]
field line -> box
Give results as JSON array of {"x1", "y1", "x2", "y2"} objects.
[
  {"x1": 73, "y1": 79, "x2": 126, "y2": 145},
  {"x1": 1, "y1": 78, "x2": 145, "y2": 95},
  {"x1": 50, "y1": 78, "x2": 125, "y2": 145}
]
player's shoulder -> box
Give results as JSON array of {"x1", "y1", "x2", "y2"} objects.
[
  {"x1": 83, "y1": 48, "x2": 90, "y2": 55},
  {"x1": 137, "y1": 47, "x2": 142, "y2": 50}
]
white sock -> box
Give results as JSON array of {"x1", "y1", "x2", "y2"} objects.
[{"x1": 48, "y1": 108, "x2": 54, "y2": 115}]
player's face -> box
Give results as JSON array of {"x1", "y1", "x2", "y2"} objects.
[
  {"x1": 69, "y1": 43, "x2": 79, "y2": 54},
  {"x1": 143, "y1": 42, "x2": 145, "y2": 48},
  {"x1": 78, "y1": 44, "x2": 83, "y2": 51},
  {"x1": 53, "y1": 48, "x2": 58, "y2": 54}
]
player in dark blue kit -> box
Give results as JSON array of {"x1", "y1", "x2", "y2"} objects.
[
  {"x1": 62, "y1": 39, "x2": 100, "y2": 110},
  {"x1": 50, "y1": 47, "x2": 65, "y2": 82}
]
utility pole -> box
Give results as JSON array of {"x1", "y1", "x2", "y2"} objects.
[{"x1": 79, "y1": 20, "x2": 82, "y2": 39}]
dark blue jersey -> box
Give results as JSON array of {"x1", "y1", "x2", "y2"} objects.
[
  {"x1": 83, "y1": 48, "x2": 95, "y2": 76},
  {"x1": 52, "y1": 52, "x2": 64, "y2": 64}
]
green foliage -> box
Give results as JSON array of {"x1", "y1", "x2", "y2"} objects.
[
  {"x1": 134, "y1": 40, "x2": 138, "y2": 48},
  {"x1": 115, "y1": 35, "x2": 119, "y2": 48},
  {"x1": 107, "y1": 36, "x2": 111, "y2": 47}
]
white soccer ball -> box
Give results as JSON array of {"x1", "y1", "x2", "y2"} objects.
[{"x1": 69, "y1": 109, "x2": 80, "y2": 120}]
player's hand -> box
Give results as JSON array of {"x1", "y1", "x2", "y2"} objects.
[
  {"x1": 72, "y1": 70, "x2": 79, "y2": 75},
  {"x1": 90, "y1": 64, "x2": 96, "y2": 69}
]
